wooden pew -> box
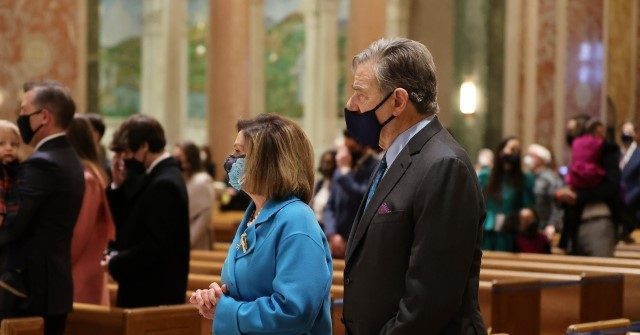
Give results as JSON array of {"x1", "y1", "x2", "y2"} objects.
[
  {"x1": 65, "y1": 303, "x2": 200, "y2": 335},
  {"x1": 479, "y1": 268, "x2": 622, "y2": 335},
  {"x1": 190, "y1": 261, "x2": 223, "y2": 276},
  {"x1": 190, "y1": 250, "x2": 228, "y2": 263},
  {"x1": 481, "y1": 257, "x2": 640, "y2": 320},
  {"x1": 478, "y1": 278, "x2": 541, "y2": 335},
  {"x1": 210, "y1": 210, "x2": 243, "y2": 242},
  {"x1": 566, "y1": 318, "x2": 630, "y2": 335},
  {"x1": 0, "y1": 317, "x2": 43, "y2": 335}
]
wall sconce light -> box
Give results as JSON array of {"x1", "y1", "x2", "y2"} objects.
[{"x1": 460, "y1": 81, "x2": 477, "y2": 115}]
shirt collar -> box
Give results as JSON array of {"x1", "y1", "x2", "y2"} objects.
[
  {"x1": 146, "y1": 152, "x2": 171, "y2": 174},
  {"x1": 35, "y1": 132, "x2": 66, "y2": 151},
  {"x1": 384, "y1": 115, "x2": 434, "y2": 170}
]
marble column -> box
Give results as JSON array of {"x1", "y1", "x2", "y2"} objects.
[
  {"x1": 502, "y1": 0, "x2": 523, "y2": 139},
  {"x1": 407, "y1": 0, "x2": 454, "y2": 126},
  {"x1": 345, "y1": 0, "x2": 386, "y2": 95},
  {"x1": 303, "y1": 0, "x2": 340, "y2": 157},
  {"x1": 140, "y1": 0, "x2": 187, "y2": 145},
  {"x1": 606, "y1": 0, "x2": 636, "y2": 124},
  {"x1": 249, "y1": 0, "x2": 265, "y2": 117},
  {"x1": 386, "y1": 0, "x2": 412, "y2": 38},
  {"x1": 208, "y1": 0, "x2": 251, "y2": 171}
]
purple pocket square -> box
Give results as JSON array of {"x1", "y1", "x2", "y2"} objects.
[{"x1": 377, "y1": 202, "x2": 392, "y2": 215}]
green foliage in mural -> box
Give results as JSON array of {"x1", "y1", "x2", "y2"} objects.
[
  {"x1": 100, "y1": 37, "x2": 141, "y2": 118},
  {"x1": 188, "y1": 25, "x2": 207, "y2": 119},
  {"x1": 265, "y1": 13, "x2": 304, "y2": 118},
  {"x1": 337, "y1": 27, "x2": 348, "y2": 116}
]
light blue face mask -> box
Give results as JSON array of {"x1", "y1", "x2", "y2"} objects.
[{"x1": 228, "y1": 157, "x2": 246, "y2": 191}]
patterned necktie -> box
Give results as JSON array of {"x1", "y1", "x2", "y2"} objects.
[{"x1": 365, "y1": 156, "x2": 387, "y2": 209}]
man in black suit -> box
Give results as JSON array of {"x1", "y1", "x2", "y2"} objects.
[
  {"x1": 0, "y1": 81, "x2": 84, "y2": 335},
  {"x1": 342, "y1": 38, "x2": 487, "y2": 334},
  {"x1": 103, "y1": 114, "x2": 190, "y2": 308}
]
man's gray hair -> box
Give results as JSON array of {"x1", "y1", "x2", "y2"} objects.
[{"x1": 352, "y1": 37, "x2": 438, "y2": 115}]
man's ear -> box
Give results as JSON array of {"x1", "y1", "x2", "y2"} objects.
[
  {"x1": 41, "y1": 108, "x2": 53, "y2": 126},
  {"x1": 391, "y1": 88, "x2": 409, "y2": 117}
]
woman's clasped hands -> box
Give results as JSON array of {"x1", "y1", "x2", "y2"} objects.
[{"x1": 189, "y1": 282, "x2": 228, "y2": 319}]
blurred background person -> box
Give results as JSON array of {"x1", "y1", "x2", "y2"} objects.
[
  {"x1": 323, "y1": 130, "x2": 378, "y2": 258},
  {"x1": 85, "y1": 113, "x2": 110, "y2": 180},
  {"x1": 0, "y1": 121, "x2": 21, "y2": 274},
  {"x1": 173, "y1": 141, "x2": 214, "y2": 249},
  {"x1": 514, "y1": 208, "x2": 551, "y2": 254},
  {"x1": 104, "y1": 114, "x2": 189, "y2": 308},
  {"x1": 620, "y1": 122, "x2": 640, "y2": 243},
  {"x1": 199, "y1": 145, "x2": 217, "y2": 180},
  {"x1": 524, "y1": 143, "x2": 564, "y2": 239},
  {"x1": 310, "y1": 149, "x2": 336, "y2": 231},
  {"x1": 0, "y1": 81, "x2": 84, "y2": 335},
  {"x1": 557, "y1": 115, "x2": 623, "y2": 256},
  {"x1": 475, "y1": 148, "x2": 494, "y2": 176},
  {"x1": 619, "y1": 121, "x2": 636, "y2": 169},
  {"x1": 479, "y1": 136, "x2": 534, "y2": 251},
  {"x1": 66, "y1": 115, "x2": 115, "y2": 306}
]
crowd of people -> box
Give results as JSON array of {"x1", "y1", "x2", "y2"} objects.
[
  {"x1": 469, "y1": 116, "x2": 639, "y2": 257},
  {"x1": 0, "y1": 37, "x2": 637, "y2": 334}
]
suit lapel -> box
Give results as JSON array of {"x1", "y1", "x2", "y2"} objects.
[
  {"x1": 345, "y1": 116, "x2": 444, "y2": 263},
  {"x1": 625, "y1": 149, "x2": 640, "y2": 177}
]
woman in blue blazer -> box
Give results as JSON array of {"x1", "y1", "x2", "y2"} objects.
[{"x1": 191, "y1": 114, "x2": 333, "y2": 335}]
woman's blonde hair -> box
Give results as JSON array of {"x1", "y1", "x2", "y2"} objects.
[
  {"x1": 240, "y1": 114, "x2": 315, "y2": 203},
  {"x1": 0, "y1": 120, "x2": 21, "y2": 142}
]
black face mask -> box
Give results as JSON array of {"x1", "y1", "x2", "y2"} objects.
[
  {"x1": 16, "y1": 109, "x2": 43, "y2": 144},
  {"x1": 124, "y1": 158, "x2": 146, "y2": 177},
  {"x1": 501, "y1": 153, "x2": 520, "y2": 166},
  {"x1": 344, "y1": 91, "x2": 395, "y2": 148},
  {"x1": 621, "y1": 134, "x2": 634, "y2": 145},
  {"x1": 351, "y1": 150, "x2": 363, "y2": 164},
  {"x1": 224, "y1": 154, "x2": 246, "y2": 174},
  {"x1": 566, "y1": 134, "x2": 575, "y2": 147}
]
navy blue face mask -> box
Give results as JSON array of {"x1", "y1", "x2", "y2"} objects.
[{"x1": 344, "y1": 91, "x2": 395, "y2": 148}]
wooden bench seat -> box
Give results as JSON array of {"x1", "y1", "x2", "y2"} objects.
[
  {"x1": 566, "y1": 318, "x2": 630, "y2": 335},
  {"x1": 65, "y1": 303, "x2": 200, "y2": 335},
  {"x1": 0, "y1": 317, "x2": 43, "y2": 335},
  {"x1": 481, "y1": 257, "x2": 640, "y2": 320},
  {"x1": 479, "y1": 268, "x2": 622, "y2": 335}
]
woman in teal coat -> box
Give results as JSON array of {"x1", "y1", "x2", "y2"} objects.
[
  {"x1": 478, "y1": 136, "x2": 534, "y2": 251},
  {"x1": 191, "y1": 114, "x2": 333, "y2": 335}
]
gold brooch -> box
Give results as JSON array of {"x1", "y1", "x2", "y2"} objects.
[{"x1": 237, "y1": 232, "x2": 249, "y2": 253}]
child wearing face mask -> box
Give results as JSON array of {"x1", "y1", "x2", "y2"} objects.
[
  {"x1": 0, "y1": 120, "x2": 26, "y2": 302},
  {"x1": 514, "y1": 208, "x2": 551, "y2": 254}
]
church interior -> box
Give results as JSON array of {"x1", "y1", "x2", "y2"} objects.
[{"x1": 2, "y1": 1, "x2": 640, "y2": 335}]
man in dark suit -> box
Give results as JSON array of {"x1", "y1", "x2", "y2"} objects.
[
  {"x1": 323, "y1": 130, "x2": 378, "y2": 258},
  {"x1": 341, "y1": 38, "x2": 487, "y2": 334},
  {"x1": 0, "y1": 81, "x2": 84, "y2": 335},
  {"x1": 103, "y1": 114, "x2": 189, "y2": 308}
]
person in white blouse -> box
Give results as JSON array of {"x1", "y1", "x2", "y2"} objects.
[{"x1": 173, "y1": 141, "x2": 214, "y2": 249}]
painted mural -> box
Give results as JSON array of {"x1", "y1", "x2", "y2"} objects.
[
  {"x1": 99, "y1": 0, "x2": 142, "y2": 118},
  {"x1": 0, "y1": 0, "x2": 79, "y2": 119},
  {"x1": 264, "y1": 0, "x2": 305, "y2": 118},
  {"x1": 188, "y1": 0, "x2": 208, "y2": 120}
]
